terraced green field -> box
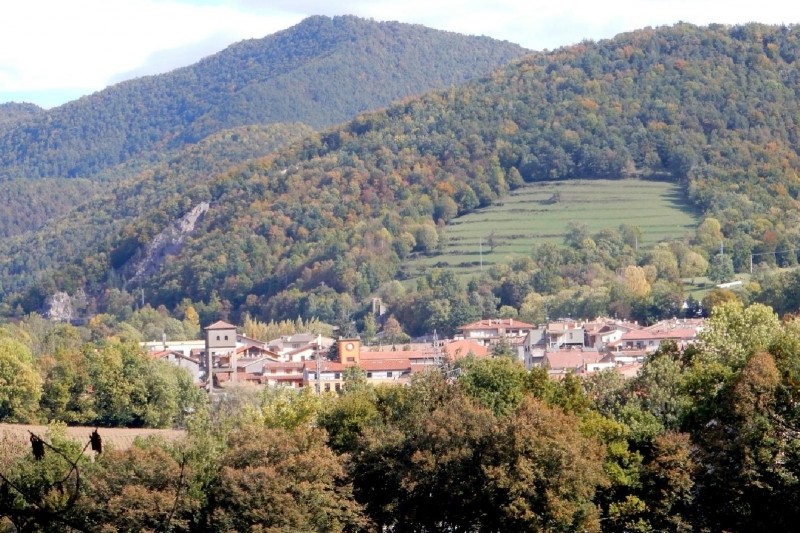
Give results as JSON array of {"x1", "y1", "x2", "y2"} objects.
[{"x1": 405, "y1": 178, "x2": 699, "y2": 278}]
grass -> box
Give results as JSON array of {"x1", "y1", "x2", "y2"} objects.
[{"x1": 404, "y1": 178, "x2": 699, "y2": 280}]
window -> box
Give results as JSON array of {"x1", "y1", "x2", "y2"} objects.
[
  {"x1": 324, "y1": 383, "x2": 330, "y2": 392},
  {"x1": 335, "y1": 383, "x2": 341, "y2": 392},
  {"x1": 366, "y1": 372, "x2": 373, "y2": 378},
  {"x1": 334, "y1": 372, "x2": 341, "y2": 379},
  {"x1": 216, "y1": 335, "x2": 220, "y2": 341},
  {"x1": 387, "y1": 371, "x2": 393, "y2": 377},
  {"x1": 224, "y1": 335, "x2": 228, "y2": 341}
]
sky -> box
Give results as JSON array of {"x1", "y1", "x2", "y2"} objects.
[{"x1": 2, "y1": 0, "x2": 800, "y2": 109}]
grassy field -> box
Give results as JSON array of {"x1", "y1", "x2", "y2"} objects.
[{"x1": 405, "y1": 178, "x2": 699, "y2": 279}]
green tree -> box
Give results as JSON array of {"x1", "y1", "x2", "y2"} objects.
[
  {"x1": 679, "y1": 250, "x2": 708, "y2": 284},
  {"x1": 706, "y1": 253, "x2": 734, "y2": 284},
  {"x1": 0, "y1": 337, "x2": 42, "y2": 423},
  {"x1": 458, "y1": 356, "x2": 528, "y2": 416}
]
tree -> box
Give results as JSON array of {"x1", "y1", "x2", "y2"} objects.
[
  {"x1": 706, "y1": 253, "x2": 734, "y2": 284},
  {"x1": 208, "y1": 425, "x2": 365, "y2": 531},
  {"x1": 679, "y1": 250, "x2": 708, "y2": 284},
  {"x1": 0, "y1": 337, "x2": 42, "y2": 423},
  {"x1": 382, "y1": 315, "x2": 409, "y2": 345},
  {"x1": 318, "y1": 385, "x2": 380, "y2": 453},
  {"x1": 622, "y1": 265, "x2": 651, "y2": 298},
  {"x1": 457, "y1": 357, "x2": 528, "y2": 416},
  {"x1": 485, "y1": 397, "x2": 608, "y2": 532},
  {"x1": 76, "y1": 441, "x2": 199, "y2": 532},
  {"x1": 645, "y1": 245, "x2": 680, "y2": 281},
  {"x1": 695, "y1": 217, "x2": 724, "y2": 254}
]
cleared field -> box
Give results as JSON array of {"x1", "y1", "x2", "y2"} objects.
[
  {"x1": 0, "y1": 423, "x2": 185, "y2": 453},
  {"x1": 406, "y1": 178, "x2": 698, "y2": 278}
]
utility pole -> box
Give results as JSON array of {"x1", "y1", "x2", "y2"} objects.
[
  {"x1": 315, "y1": 350, "x2": 322, "y2": 395},
  {"x1": 432, "y1": 329, "x2": 441, "y2": 367}
]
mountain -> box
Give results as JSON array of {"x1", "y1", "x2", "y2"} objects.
[
  {"x1": 0, "y1": 15, "x2": 528, "y2": 182},
  {"x1": 0, "y1": 102, "x2": 43, "y2": 128},
  {"x1": 6, "y1": 22, "x2": 800, "y2": 326},
  {"x1": 0, "y1": 122, "x2": 314, "y2": 308}
]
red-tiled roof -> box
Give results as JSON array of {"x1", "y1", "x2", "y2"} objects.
[
  {"x1": 149, "y1": 349, "x2": 182, "y2": 359},
  {"x1": 360, "y1": 350, "x2": 428, "y2": 360},
  {"x1": 444, "y1": 339, "x2": 489, "y2": 358},
  {"x1": 361, "y1": 360, "x2": 412, "y2": 372},
  {"x1": 615, "y1": 363, "x2": 643, "y2": 378},
  {"x1": 458, "y1": 318, "x2": 535, "y2": 331},
  {"x1": 545, "y1": 350, "x2": 607, "y2": 370},
  {"x1": 304, "y1": 361, "x2": 348, "y2": 372},
  {"x1": 205, "y1": 320, "x2": 237, "y2": 330}
]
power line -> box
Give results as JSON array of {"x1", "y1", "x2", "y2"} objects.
[{"x1": 750, "y1": 247, "x2": 800, "y2": 273}]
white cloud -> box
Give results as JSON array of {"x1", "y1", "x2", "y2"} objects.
[
  {"x1": 0, "y1": 0, "x2": 301, "y2": 106},
  {"x1": 2, "y1": 0, "x2": 800, "y2": 107}
]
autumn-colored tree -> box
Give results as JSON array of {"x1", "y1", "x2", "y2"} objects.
[{"x1": 207, "y1": 425, "x2": 365, "y2": 531}]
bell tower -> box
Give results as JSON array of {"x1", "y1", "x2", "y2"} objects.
[{"x1": 337, "y1": 338, "x2": 361, "y2": 366}]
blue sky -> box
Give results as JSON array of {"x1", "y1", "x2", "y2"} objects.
[{"x1": 2, "y1": 0, "x2": 799, "y2": 108}]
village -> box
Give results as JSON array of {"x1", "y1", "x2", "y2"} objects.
[{"x1": 142, "y1": 315, "x2": 706, "y2": 393}]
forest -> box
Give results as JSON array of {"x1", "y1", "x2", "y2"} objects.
[
  {"x1": 0, "y1": 16, "x2": 525, "y2": 183},
  {"x1": 2, "y1": 300, "x2": 800, "y2": 532},
  {"x1": 3, "y1": 23, "x2": 800, "y2": 339}
]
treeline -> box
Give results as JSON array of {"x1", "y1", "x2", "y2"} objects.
[
  {"x1": 0, "y1": 15, "x2": 526, "y2": 181},
  {"x1": 3, "y1": 301, "x2": 800, "y2": 532},
  {"x1": 0, "y1": 309, "x2": 205, "y2": 428},
  {"x1": 7, "y1": 23, "x2": 800, "y2": 331},
  {"x1": 0, "y1": 102, "x2": 42, "y2": 127}
]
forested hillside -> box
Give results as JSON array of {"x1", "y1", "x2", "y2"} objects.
[
  {"x1": 6, "y1": 22, "x2": 800, "y2": 330},
  {"x1": 0, "y1": 122, "x2": 314, "y2": 311},
  {"x1": 0, "y1": 15, "x2": 527, "y2": 181},
  {"x1": 0, "y1": 102, "x2": 42, "y2": 127}
]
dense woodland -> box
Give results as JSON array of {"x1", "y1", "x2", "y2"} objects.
[
  {"x1": 3, "y1": 22, "x2": 800, "y2": 337},
  {"x1": 0, "y1": 103, "x2": 42, "y2": 128},
  {"x1": 3, "y1": 300, "x2": 800, "y2": 532},
  {"x1": 0, "y1": 16, "x2": 526, "y2": 182}
]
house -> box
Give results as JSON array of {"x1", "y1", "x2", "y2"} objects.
[
  {"x1": 543, "y1": 320, "x2": 586, "y2": 350},
  {"x1": 583, "y1": 318, "x2": 642, "y2": 350},
  {"x1": 443, "y1": 339, "x2": 489, "y2": 360},
  {"x1": 261, "y1": 361, "x2": 306, "y2": 388},
  {"x1": 543, "y1": 348, "x2": 613, "y2": 377},
  {"x1": 610, "y1": 318, "x2": 703, "y2": 353},
  {"x1": 149, "y1": 350, "x2": 203, "y2": 385},
  {"x1": 266, "y1": 333, "x2": 335, "y2": 362},
  {"x1": 141, "y1": 339, "x2": 206, "y2": 357},
  {"x1": 456, "y1": 318, "x2": 535, "y2": 346}
]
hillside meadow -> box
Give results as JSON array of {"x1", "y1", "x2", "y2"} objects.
[{"x1": 406, "y1": 178, "x2": 699, "y2": 278}]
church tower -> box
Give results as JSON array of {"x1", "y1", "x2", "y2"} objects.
[{"x1": 337, "y1": 338, "x2": 361, "y2": 366}]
